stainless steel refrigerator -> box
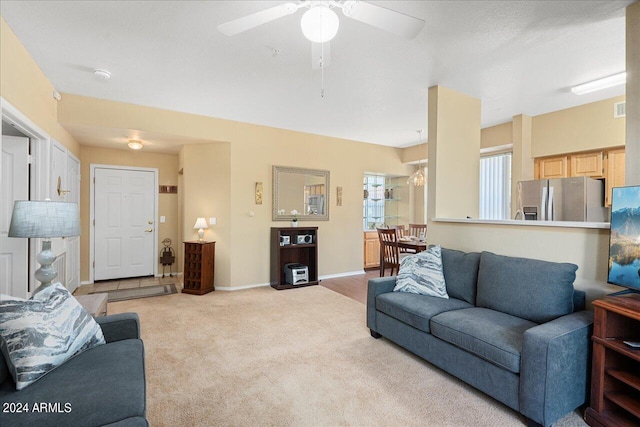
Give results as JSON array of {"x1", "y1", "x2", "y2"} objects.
[{"x1": 516, "y1": 177, "x2": 608, "y2": 222}]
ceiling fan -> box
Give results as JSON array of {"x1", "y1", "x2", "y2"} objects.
[
  {"x1": 218, "y1": 0, "x2": 424, "y2": 43},
  {"x1": 218, "y1": 1, "x2": 425, "y2": 69}
]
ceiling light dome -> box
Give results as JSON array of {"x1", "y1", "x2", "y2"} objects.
[
  {"x1": 128, "y1": 140, "x2": 143, "y2": 150},
  {"x1": 300, "y1": 5, "x2": 339, "y2": 43}
]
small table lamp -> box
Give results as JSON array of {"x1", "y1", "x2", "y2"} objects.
[
  {"x1": 193, "y1": 217, "x2": 208, "y2": 242},
  {"x1": 8, "y1": 200, "x2": 81, "y2": 292}
]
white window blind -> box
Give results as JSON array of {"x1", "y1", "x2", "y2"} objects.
[{"x1": 479, "y1": 153, "x2": 512, "y2": 220}]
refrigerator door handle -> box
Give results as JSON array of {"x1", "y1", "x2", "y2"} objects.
[
  {"x1": 548, "y1": 186, "x2": 554, "y2": 221},
  {"x1": 541, "y1": 186, "x2": 548, "y2": 221}
]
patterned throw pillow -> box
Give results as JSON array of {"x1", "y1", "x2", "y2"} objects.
[
  {"x1": 394, "y1": 245, "x2": 449, "y2": 299},
  {"x1": 0, "y1": 282, "x2": 105, "y2": 390}
]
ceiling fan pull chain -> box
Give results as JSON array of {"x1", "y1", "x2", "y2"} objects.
[{"x1": 320, "y1": 42, "x2": 325, "y2": 97}]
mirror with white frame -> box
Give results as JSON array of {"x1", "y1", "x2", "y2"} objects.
[{"x1": 273, "y1": 166, "x2": 330, "y2": 221}]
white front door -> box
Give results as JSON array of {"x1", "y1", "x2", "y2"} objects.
[
  {"x1": 0, "y1": 135, "x2": 29, "y2": 298},
  {"x1": 94, "y1": 167, "x2": 155, "y2": 281}
]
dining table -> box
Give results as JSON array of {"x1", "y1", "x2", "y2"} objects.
[{"x1": 398, "y1": 239, "x2": 427, "y2": 253}]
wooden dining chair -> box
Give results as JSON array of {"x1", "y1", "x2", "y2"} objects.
[
  {"x1": 395, "y1": 225, "x2": 406, "y2": 238},
  {"x1": 408, "y1": 223, "x2": 427, "y2": 238},
  {"x1": 377, "y1": 228, "x2": 401, "y2": 277}
]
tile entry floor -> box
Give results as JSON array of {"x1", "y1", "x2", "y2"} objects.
[{"x1": 74, "y1": 276, "x2": 181, "y2": 296}]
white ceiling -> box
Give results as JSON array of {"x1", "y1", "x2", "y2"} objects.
[{"x1": 0, "y1": 1, "x2": 633, "y2": 152}]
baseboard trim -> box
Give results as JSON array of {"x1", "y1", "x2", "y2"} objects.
[
  {"x1": 319, "y1": 270, "x2": 365, "y2": 280},
  {"x1": 215, "y1": 282, "x2": 271, "y2": 291}
]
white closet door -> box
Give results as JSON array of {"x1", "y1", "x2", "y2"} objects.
[{"x1": 0, "y1": 135, "x2": 29, "y2": 298}]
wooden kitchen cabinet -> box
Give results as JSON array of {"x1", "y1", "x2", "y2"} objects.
[
  {"x1": 570, "y1": 151, "x2": 604, "y2": 178},
  {"x1": 536, "y1": 156, "x2": 568, "y2": 179},
  {"x1": 364, "y1": 231, "x2": 380, "y2": 269},
  {"x1": 605, "y1": 148, "x2": 626, "y2": 207}
]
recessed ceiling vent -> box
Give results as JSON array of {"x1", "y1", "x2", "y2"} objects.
[{"x1": 614, "y1": 101, "x2": 626, "y2": 118}]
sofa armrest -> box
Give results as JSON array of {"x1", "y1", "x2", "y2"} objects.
[
  {"x1": 520, "y1": 310, "x2": 594, "y2": 427},
  {"x1": 366, "y1": 277, "x2": 397, "y2": 332},
  {"x1": 96, "y1": 312, "x2": 141, "y2": 343}
]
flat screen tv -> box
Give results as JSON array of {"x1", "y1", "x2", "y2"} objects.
[{"x1": 608, "y1": 185, "x2": 640, "y2": 293}]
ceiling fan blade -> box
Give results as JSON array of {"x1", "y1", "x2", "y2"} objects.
[
  {"x1": 311, "y1": 42, "x2": 331, "y2": 69},
  {"x1": 217, "y1": 3, "x2": 300, "y2": 37},
  {"x1": 342, "y1": 1, "x2": 425, "y2": 39}
]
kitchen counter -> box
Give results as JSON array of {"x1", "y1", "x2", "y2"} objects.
[{"x1": 432, "y1": 218, "x2": 610, "y2": 229}]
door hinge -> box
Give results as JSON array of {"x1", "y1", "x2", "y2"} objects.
[
  {"x1": 92, "y1": 261, "x2": 95, "y2": 268},
  {"x1": 27, "y1": 155, "x2": 34, "y2": 164},
  {"x1": 93, "y1": 177, "x2": 95, "y2": 183},
  {"x1": 93, "y1": 219, "x2": 95, "y2": 226}
]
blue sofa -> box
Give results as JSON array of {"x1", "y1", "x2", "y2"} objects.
[
  {"x1": 367, "y1": 249, "x2": 594, "y2": 427},
  {"x1": 0, "y1": 313, "x2": 147, "y2": 427}
]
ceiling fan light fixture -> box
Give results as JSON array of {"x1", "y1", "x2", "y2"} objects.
[
  {"x1": 300, "y1": 5, "x2": 339, "y2": 43},
  {"x1": 128, "y1": 139, "x2": 143, "y2": 150}
]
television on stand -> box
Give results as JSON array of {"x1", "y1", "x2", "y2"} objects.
[{"x1": 607, "y1": 185, "x2": 640, "y2": 295}]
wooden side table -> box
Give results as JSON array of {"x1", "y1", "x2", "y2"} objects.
[
  {"x1": 75, "y1": 293, "x2": 108, "y2": 317},
  {"x1": 182, "y1": 241, "x2": 215, "y2": 295}
]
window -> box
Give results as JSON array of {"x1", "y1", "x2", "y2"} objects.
[{"x1": 479, "y1": 153, "x2": 512, "y2": 220}]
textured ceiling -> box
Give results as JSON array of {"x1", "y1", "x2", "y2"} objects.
[{"x1": 0, "y1": 1, "x2": 633, "y2": 152}]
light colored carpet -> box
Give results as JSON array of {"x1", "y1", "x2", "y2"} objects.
[{"x1": 108, "y1": 286, "x2": 587, "y2": 427}]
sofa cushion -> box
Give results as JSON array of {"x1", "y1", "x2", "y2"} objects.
[
  {"x1": 476, "y1": 252, "x2": 577, "y2": 323},
  {"x1": 0, "y1": 282, "x2": 105, "y2": 390},
  {"x1": 441, "y1": 248, "x2": 481, "y2": 305},
  {"x1": 394, "y1": 245, "x2": 448, "y2": 299},
  {"x1": 376, "y1": 292, "x2": 472, "y2": 333},
  {"x1": 431, "y1": 307, "x2": 537, "y2": 374},
  {"x1": 0, "y1": 339, "x2": 146, "y2": 427}
]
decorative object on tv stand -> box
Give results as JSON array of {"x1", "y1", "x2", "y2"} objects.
[
  {"x1": 8, "y1": 200, "x2": 81, "y2": 292},
  {"x1": 291, "y1": 210, "x2": 299, "y2": 227},
  {"x1": 193, "y1": 217, "x2": 209, "y2": 242}
]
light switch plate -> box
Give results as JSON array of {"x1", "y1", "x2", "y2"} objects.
[
  {"x1": 209, "y1": 217, "x2": 217, "y2": 225},
  {"x1": 160, "y1": 216, "x2": 166, "y2": 223}
]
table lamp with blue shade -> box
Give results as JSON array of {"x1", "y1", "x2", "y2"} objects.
[{"x1": 8, "y1": 200, "x2": 81, "y2": 292}]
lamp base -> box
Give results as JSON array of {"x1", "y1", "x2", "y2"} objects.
[
  {"x1": 34, "y1": 240, "x2": 57, "y2": 293},
  {"x1": 198, "y1": 228, "x2": 205, "y2": 242}
]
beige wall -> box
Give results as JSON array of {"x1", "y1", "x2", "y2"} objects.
[
  {"x1": 427, "y1": 86, "x2": 481, "y2": 219},
  {"x1": 627, "y1": 1, "x2": 640, "y2": 186},
  {"x1": 531, "y1": 95, "x2": 626, "y2": 157},
  {"x1": 0, "y1": 18, "x2": 79, "y2": 155},
  {"x1": 58, "y1": 95, "x2": 413, "y2": 288},
  {"x1": 401, "y1": 143, "x2": 427, "y2": 163},
  {"x1": 181, "y1": 143, "x2": 231, "y2": 287},
  {"x1": 481, "y1": 122, "x2": 512, "y2": 149},
  {"x1": 79, "y1": 146, "x2": 179, "y2": 282}
]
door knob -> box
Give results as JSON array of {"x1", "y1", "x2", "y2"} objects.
[
  {"x1": 145, "y1": 228, "x2": 153, "y2": 232},
  {"x1": 148, "y1": 220, "x2": 153, "y2": 224}
]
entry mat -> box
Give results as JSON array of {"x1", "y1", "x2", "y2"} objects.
[{"x1": 101, "y1": 284, "x2": 178, "y2": 302}]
